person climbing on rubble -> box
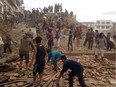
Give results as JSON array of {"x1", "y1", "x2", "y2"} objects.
[
  {"x1": 73, "y1": 26, "x2": 81, "y2": 46},
  {"x1": 79, "y1": 25, "x2": 82, "y2": 39},
  {"x1": 106, "y1": 32, "x2": 112, "y2": 51},
  {"x1": 83, "y1": 29, "x2": 90, "y2": 46},
  {"x1": 56, "y1": 19, "x2": 61, "y2": 30},
  {"x1": 106, "y1": 32, "x2": 114, "y2": 51},
  {"x1": 3, "y1": 35, "x2": 13, "y2": 53},
  {"x1": 57, "y1": 55, "x2": 87, "y2": 87},
  {"x1": 95, "y1": 32, "x2": 106, "y2": 60},
  {"x1": 73, "y1": 26, "x2": 78, "y2": 41},
  {"x1": 47, "y1": 49, "x2": 63, "y2": 72},
  {"x1": 55, "y1": 29, "x2": 60, "y2": 48},
  {"x1": 35, "y1": 21, "x2": 40, "y2": 34},
  {"x1": 87, "y1": 28, "x2": 94, "y2": 50},
  {"x1": 42, "y1": 19, "x2": 47, "y2": 31},
  {"x1": 47, "y1": 28, "x2": 54, "y2": 50},
  {"x1": 68, "y1": 26, "x2": 73, "y2": 51},
  {"x1": 94, "y1": 30, "x2": 99, "y2": 47},
  {"x1": 19, "y1": 33, "x2": 34, "y2": 71},
  {"x1": 29, "y1": 36, "x2": 46, "y2": 85},
  {"x1": 0, "y1": 34, "x2": 4, "y2": 58}
]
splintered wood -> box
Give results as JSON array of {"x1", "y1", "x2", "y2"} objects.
[{"x1": 0, "y1": 55, "x2": 115, "y2": 87}]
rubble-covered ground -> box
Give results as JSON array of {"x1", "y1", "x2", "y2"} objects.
[
  {"x1": 0, "y1": 22, "x2": 116, "y2": 87},
  {"x1": 0, "y1": 55, "x2": 115, "y2": 87}
]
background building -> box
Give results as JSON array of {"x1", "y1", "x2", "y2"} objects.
[
  {"x1": 81, "y1": 20, "x2": 114, "y2": 35},
  {"x1": 94, "y1": 20, "x2": 113, "y2": 33},
  {"x1": 0, "y1": 0, "x2": 24, "y2": 20}
]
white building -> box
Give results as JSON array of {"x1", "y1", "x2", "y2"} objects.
[
  {"x1": 81, "y1": 20, "x2": 114, "y2": 34},
  {"x1": 93, "y1": 20, "x2": 113, "y2": 33},
  {"x1": 0, "y1": 0, "x2": 24, "y2": 20}
]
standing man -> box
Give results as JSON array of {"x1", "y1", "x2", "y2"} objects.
[
  {"x1": 47, "y1": 28, "x2": 54, "y2": 50},
  {"x1": 57, "y1": 55, "x2": 87, "y2": 87},
  {"x1": 73, "y1": 26, "x2": 81, "y2": 46},
  {"x1": 68, "y1": 26, "x2": 73, "y2": 51},
  {"x1": 47, "y1": 49, "x2": 63, "y2": 72},
  {"x1": 19, "y1": 33, "x2": 34, "y2": 71},
  {"x1": 88, "y1": 28, "x2": 94, "y2": 50},
  {"x1": 94, "y1": 30, "x2": 99, "y2": 47},
  {"x1": 55, "y1": 29, "x2": 60, "y2": 48},
  {"x1": 29, "y1": 36, "x2": 46, "y2": 85},
  {"x1": 83, "y1": 29, "x2": 90, "y2": 46},
  {"x1": 106, "y1": 32, "x2": 111, "y2": 51},
  {"x1": 95, "y1": 33, "x2": 106, "y2": 60},
  {"x1": 3, "y1": 35, "x2": 13, "y2": 53}
]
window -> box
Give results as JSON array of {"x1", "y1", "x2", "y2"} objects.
[
  {"x1": 106, "y1": 26, "x2": 110, "y2": 29},
  {"x1": 106, "y1": 22, "x2": 110, "y2": 24},
  {"x1": 97, "y1": 26, "x2": 100, "y2": 28},
  {"x1": 102, "y1": 26, "x2": 105, "y2": 29},
  {"x1": 102, "y1": 22, "x2": 105, "y2": 24}
]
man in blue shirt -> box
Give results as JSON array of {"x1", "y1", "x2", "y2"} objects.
[
  {"x1": 47, "y1": 49, "x2": 63, "y2": 72},
  {"x1": 57, "y1": 55, "x2": 87, "y2": 87}
]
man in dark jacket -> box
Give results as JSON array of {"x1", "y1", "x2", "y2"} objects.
[{"x1": 57, "y1": 55, "x2": 87, "y2": 87}]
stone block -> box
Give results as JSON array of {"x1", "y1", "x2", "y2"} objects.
[
  {"x1": 108, "y1": 78, "x2": 116, "y2": 86},
  {"x1": 11, "y1": 83, "x2": 17, "y2": 87},
  {"x1": 17, "y1": 82, "x2": 24, "y2": 86},
  {"x1": 98, "y1": 81, "x2": 105, "y2": 86},
  {"x1": 10, "y1": 76, "x2": 16, "y2": 80}
]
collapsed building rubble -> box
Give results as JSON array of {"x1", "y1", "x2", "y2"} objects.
[
  {"x1": 0, "y1": 54, "x2": 115, "y2": 87},
  {"x1": 0, "y1": 3, "x2": 116, "y2": 86}
]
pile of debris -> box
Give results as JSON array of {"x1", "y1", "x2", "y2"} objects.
[
  {"x1": 0, "y1": 55, "x2": 115, "y2": 87},
  {"x1": 0, "y1": 9, "x2": 115, "y2": 87}
]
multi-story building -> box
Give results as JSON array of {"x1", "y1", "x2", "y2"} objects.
[
  {"x1": 110, "y1": 22, "x2": 116, "y2": 36},
  {"x1": 81, "y1": 20, "x2": 114, "y2": 34},
  {"x1": 94, "y1": 20, "x2": 113, "y2": 33},
  {"x1": 0, "y1": 0, "x2": 24, "y2": 20}
]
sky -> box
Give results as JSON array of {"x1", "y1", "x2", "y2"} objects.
[{"x1": 23, "y1": 0, "x2": 116, "y2": 22}]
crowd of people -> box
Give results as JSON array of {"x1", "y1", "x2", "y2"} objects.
[
  {"x1": 15, "y1": 26, "x2": 115, "y2": 87},
  {"x1": 17, "y1": 32, "x2": 87, "y2": 87},
  {"x1": 0, "y1": 3, "x2": 115, "y2": 87}
]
